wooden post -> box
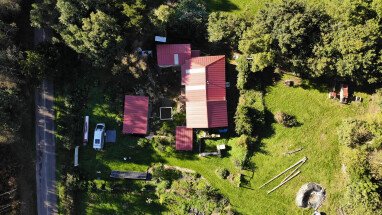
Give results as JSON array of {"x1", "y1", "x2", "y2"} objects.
[
  {"x1": 267, "y1": 171, "x2": 301, "y2": 194},
  {"x1": 259, "y1": 157, "x2": 307, "y2": 188},
  {"x1": 280, "y1": 159, "x2": 307, "y2": 183}
]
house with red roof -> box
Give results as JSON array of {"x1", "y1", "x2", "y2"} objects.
[
  {"x1": 175, "y1": 126, "x2": 193, "y2": 151},
  {"x1": 181, "y1": 55, "x2": 228, "y2": 128},
  {"x1": 156, "y1": 44, "x2": 228, "y2": 130},
  {"x1": 123, "y1": 95, "x2": 149, "y2": 135},
  {"x1": 156, "y1": 44, "x2": 191, "y2": 67}
]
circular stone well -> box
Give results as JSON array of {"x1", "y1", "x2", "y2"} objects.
[{"x1": 296, "y1": 183, "x2": 326, "y2": 210}]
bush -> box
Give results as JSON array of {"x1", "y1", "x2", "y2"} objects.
[
  {"x1": 228, "y1": 173, "x2": 242, "y2": 187},
  {"x1": 274, "y1": 112, "x2": 298, "y2": 127},
  {"x1": 229, "y1": 135, "x2": 250, "y2": 169},
  {"x1": 137, "y1": 138, "x2": 150, "y2": 148},
  {"x1": 341, "y1": 146, "x2": 382, "y2": 214},
  {"x1": 157, "y1": 121, "x2": 174, "y2": 136},
  {"x1": 338, "y1": 118, "x2": 373, "y2": 148},
  {"x1": 235, "y1": 90, "x2": 264, "y2": 135},
  {"x1": 236, "y1": 55, "x2": 250, "y2": 90},
  {"x1": 215, "y1": 167, "x2": 229, "y2": 179},
  {"x1": 152, "y1": 164, "x2": 181, "y2": 181},
  {"x1": 151, "y1": 136, "x2": 174, "y2": 152}
]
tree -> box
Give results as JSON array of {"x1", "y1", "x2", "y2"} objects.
[
  {"x1": 122, "y1": 0, "x2": 146, "y2": 32},
  {"x1": 236, "y1": 55, "x2": 250, "y2": 91},
  {"x1": 167, "y1": 0, "x2": 208, "y2": 42},
  {"x1": 0, "y1": 20, "x2": 17, "y2": 49},
  {"x1": 207, "y1": 12, "x2": 251, "y2": 49},
  {"x1": 310, "y1": 2, "x2": 382, "y2": 84},
  {"x1": 56, "y1": 0, "x2": 90, "y2": 26},
  {"x1": 337, "y1": 118, "x2": 373, "y2": 148},
  {"x1": 60, "y1": 10, "x2": 123, "y2": 65},
  {"x1": 153, "y1": 4, "x2": 174, "y2": 25},
  {"x1": 30, "y1": 0, "x2": 58, "y2": 28},
  {"x1": 0, "y1": 0, "x2": 20, "y2": 20},
  {"x1": 239, "y1": 0, "x2": 329, "y2": 74}
]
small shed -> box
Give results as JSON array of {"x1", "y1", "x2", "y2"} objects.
[
  {"x1": 123, "y1": 95, "x2": 149, "y2": 135},
  {"x1": 176, "y1": 126, "x2": 193, "y2": 151},
  {"x1": 340, "y1": 84, "x2": 349, "y2": 103}
]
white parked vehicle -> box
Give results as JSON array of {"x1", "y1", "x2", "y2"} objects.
[{"x1": 93, "y1": 123, "x2": 105, "y2": 150}]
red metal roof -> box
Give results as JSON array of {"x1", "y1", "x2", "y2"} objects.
[
  {"x1": 208, "y1": 101, "x2": 228, "y2": 127},
  {"x1": 176, "y1": 126, "x2": 193, "y2": 151},
  {"x1": 181, "y1": 56, "x2": 227, "y2": 128},
  {"x1": 156, "y1": 44, "x2": 191, "y2": 67},
  {"x1": 123, "y1": 95, "x2": 149, "y2": 134}
]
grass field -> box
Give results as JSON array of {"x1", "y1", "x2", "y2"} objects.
[
  {"x1": 205, "y1": 0, "x2": 271, "y2": 13},
  {"x1": 73, "y1": 73, "x2": 370, "y2": 214},
  {"x1": 205, "y1": 0, "x2": 342, "y2": 16}
]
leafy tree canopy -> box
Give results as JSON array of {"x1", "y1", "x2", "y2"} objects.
[
  {"x1": 60, "y1": 10, "x2": 123, "y2": 65},
  {"x1": 207, "y1": 12, "x2": 252, "y2": 49},
  {"x1": 239, "y1": 0, "x2": 329, "y2": 74}
]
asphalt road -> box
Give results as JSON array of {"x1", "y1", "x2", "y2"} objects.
[{"x1": 35, "y1": 77, "x2": 57, "y2": 215}]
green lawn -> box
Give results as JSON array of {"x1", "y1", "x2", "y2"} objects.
[
  {"x1": 204, "y1": 0, "x2": 271, "y2": 13},
  {"x1": 205, "y1": 0, "x2": 342, "y2": 16},
  {"x1": 75, "y1": 74, "x2": 369, "y2": 214}
]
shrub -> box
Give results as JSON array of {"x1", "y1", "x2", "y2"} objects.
[
  {"x1": 157, "y1": 121, "x2": 174, "y2": 136},
  {"x1": 229, "y1": 135, "x2": 250, "y2": 169},
  {"x1": 338, "y1": 118, "x2": 373, "y2": 148},
  {"x1": 228, "y1": 173, "x2": 242, "y2": 187},
  {"x1": 137, "y1": 138, "x2": 150, "y2": 148},
  {"x1": 235, "y1": 105, "x2": 253, "y2": 135},
  {"x1": 274, "y1": 111, "x2": 298, "y2": 127},
  {"x1": 151, "y1": 136, "x2": 174, "y2": 152},
  {"x1": 154, "y1": 167, "x2": 233, "y2": 214},
  {"x1": 152, "y1": 163, "x2": 181, "y2": 181},
  {"x1": 236, "y1": 55, "x2": 250, "y2": 91},
  {"x1": 173, "y1": 112, "x2": 186, "y2": 126},
  {"x1": 235, "y1": 90, "x2": 264, "y2": 135},
  {"x1": 341, "y1": 147, "x2": 382, "y2": 214},
  {"x1": 215, "y1": 167, "x2": 229, "y2": 179}
]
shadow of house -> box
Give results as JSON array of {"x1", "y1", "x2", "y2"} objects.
[{"x1": 226, "y1": 63, "x2": 240, "y2": 136}]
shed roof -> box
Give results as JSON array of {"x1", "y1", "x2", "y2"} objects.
[
  {"x1": 176, "y1": 126, "x2": 193, "y2": 151},
  {"x1": 123, "y1": 95, "x2": 149, "y2": 135},
  {"x1": 156, "y1": 44, "x2": 191, "y2": 67},
  {"x1": 181, "y1": 56, "x2": 228, "y2": 128}
]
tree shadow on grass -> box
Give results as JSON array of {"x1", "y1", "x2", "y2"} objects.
[
  {"x1": 258, "y1": 108, "x2": 276, "y2": 140},
  {"x1": 172, "y1": 151, "x2": 199, "y2": 160},
  {"x1": 226, "y1": 63, "x2": 240, "y2": 136},
  {"x1": 101, "y1": 140, "x2": 167, "y2": 168},
  {"x1": 205, "y1": 0, "x2": 240, "y2": 12}
]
